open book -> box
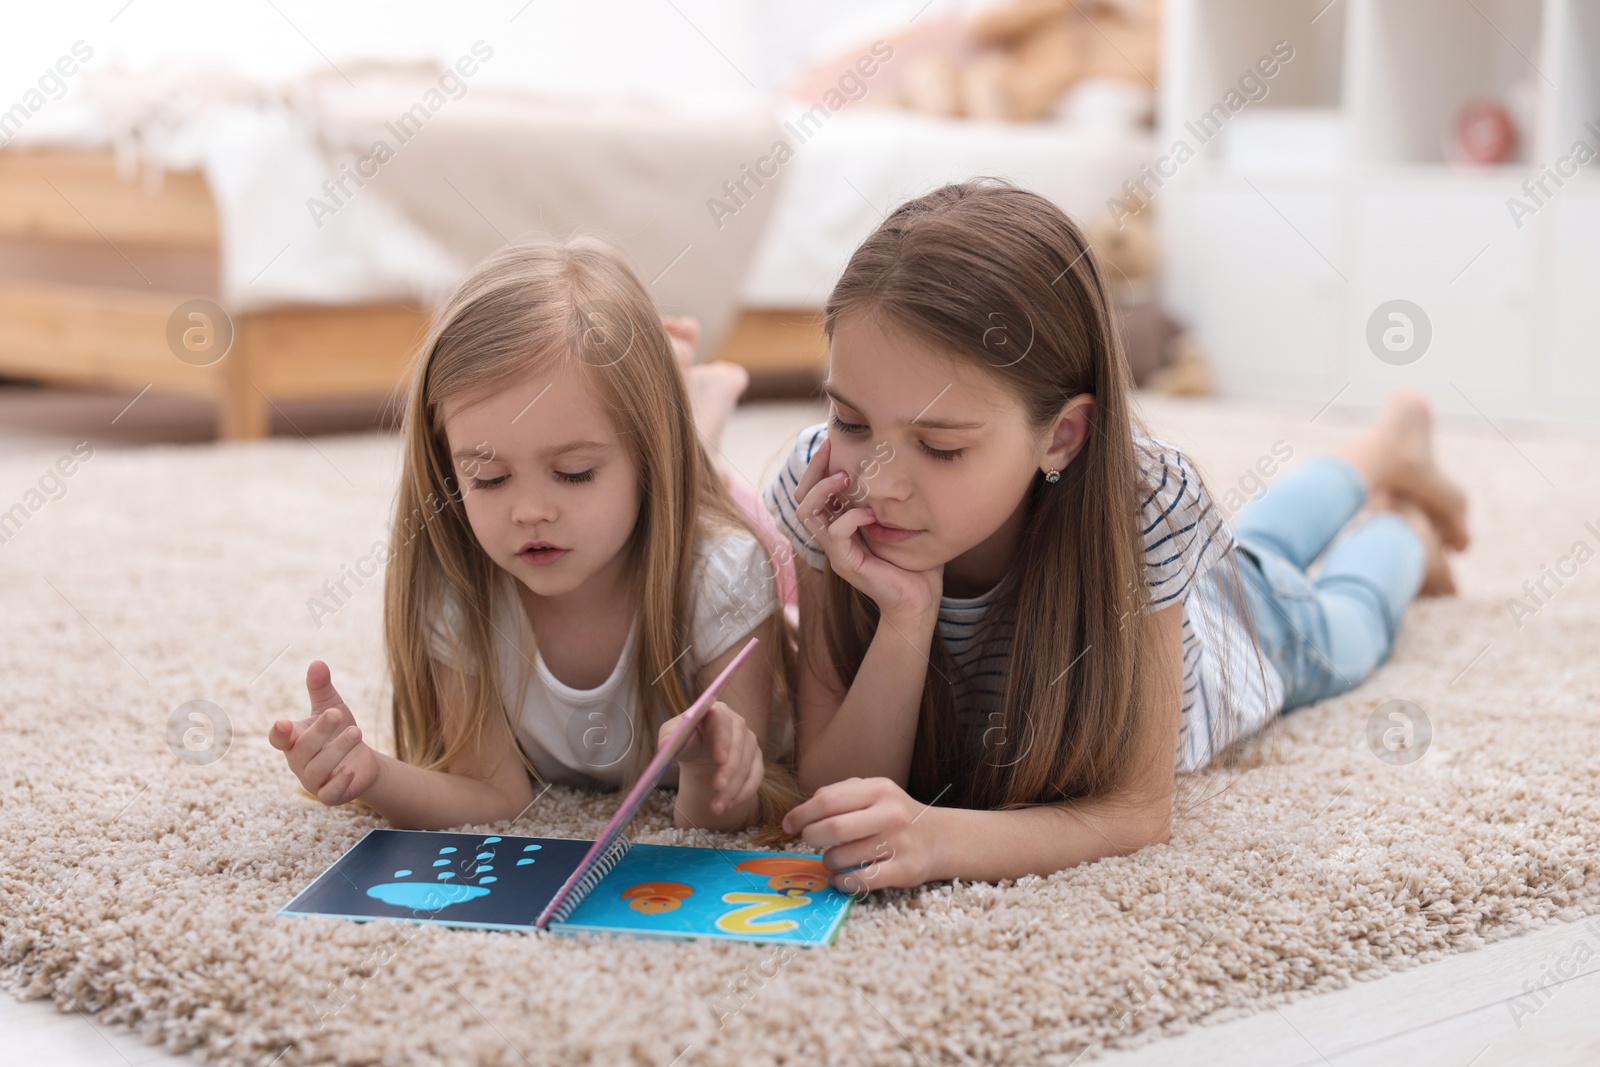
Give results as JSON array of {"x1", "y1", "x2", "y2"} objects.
[
  {"x1": 280, "y1": 639, "x2": 854, "y2": 944},
  {"x1": 280, "y1": 828, "x2": 852, "y2": 943}
]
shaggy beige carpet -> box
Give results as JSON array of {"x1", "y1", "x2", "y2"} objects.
[{"x1": 2, "y1": 396, "x2": 1598, "y2": 1067}]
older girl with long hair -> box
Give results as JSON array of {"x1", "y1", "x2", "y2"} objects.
[
  {"x1": 767, "y1": 180, "x2": 1468, "y2": 889},
  {"x1": 270, "y1": 238, "x2": 796, "y2": 832}
]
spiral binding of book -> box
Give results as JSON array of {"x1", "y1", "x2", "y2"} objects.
[
  {"x1": 542, "y1": 836, "x2": 634, "y2": 926},
  {"x1": 533, "y1": 638, "x2": 759, "y2": 930}
]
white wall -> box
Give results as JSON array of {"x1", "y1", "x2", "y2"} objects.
[{"x1": 2, "y1": 1, "x2": 983, "y2": 107}]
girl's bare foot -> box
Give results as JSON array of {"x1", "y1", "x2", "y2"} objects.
[
  {"x1": 1391, "y1": 497, "x2": 1457, "y2": 596},
  {"x1": 663, "y1": 315, "x2": 701, "y2": 372},
  {"x1": 663, "y1": 314, "x2": 748, "y2": 449},
  {"x1": 687, "y1": 362, "x2": 749, "y2": 450},
  {"x1": 1336, "y1": 389, "x2": 1470, "y2": 551}
]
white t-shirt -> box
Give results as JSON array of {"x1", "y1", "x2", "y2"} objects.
[
  {"x1": 760, "y1": 424, "x2": 1284, "y2": 772},
  {"x1": 427, "y1": 530, "x2": 788, "y2": 789}
]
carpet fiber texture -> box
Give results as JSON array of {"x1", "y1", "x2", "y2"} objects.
[{"x1": 2, "y1": 397, "x2": 1598, "y2": 1066}]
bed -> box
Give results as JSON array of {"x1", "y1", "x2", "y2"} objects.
[{"x1": 0, "y1": 67, "x2": 1152, "y2": 437}]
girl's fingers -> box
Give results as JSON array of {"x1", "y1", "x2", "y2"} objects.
[
  {"x1": 707, "y1": 706, "x2": 733, "y2": 768},
  {"x1": 657, "y1": 714, "x2": 680, "y2": 750},
  {"x1": 287, "y1": 715, "x2": 317, "y2": 749},
  {"x1": 291, "y1": 707, "x2": 350, "y2": 771},
  {"x1": 706, "y1": 707, "x2": 744, "y2": 788},
  {"x1": 729, "y1": 747, "x2": 764, "y2": 810},
  {"x1": 294, "y1": 710, "x2": 356, "y2": 777},
  {"x1": 782, "y1": 777, "x2": 877, "y2": 834},
  {"x1": 801, "y1": 807, "x2": 884, "y2": 852},
  {"x1": 714, "y1": 739, "x2": 759, "y2": 815},
  {"x1": 271, "y1": 714, "x2": 318, "y2": 752},
  {"x1": 700, "y1": 706, "x2": 762, "y2": 813},
  {"x1": 315, "y1": 766, "x2": 355, "y2": 806},
  {"x1": 833, "y1": 852, "x2": 901, "y2": 895},
  {"x1": 303, "y1": 724, "x2": 362, "y2": 789},
  {"x1": 796, "y1": 480, "x2": 878, "y2": 581},
  {"x1": 713, "y1": 722, "x2": 752, "y2": 797},
  {"x1": 795, "y1": 474, "x2": 851, "y2": 545},
  {"x1": 661, "y1": 711, "x2": 706, "y2": 764},
  {"x1": 827, "y1": 505, "x2": 875, "y2": 540},
  {"x1": 268, "y1": 720, "x2": 293, "y2": 751},
  {"x1": 822, "y1": 836, "x2": 890, "y2": 876},
  {"x1": 305, "y1": 660, "x2": 350, "y2": 717},
  {"x1": 824, "y1": 508, "x2": 879, "y2": 574},
  {"x1": 792, "y1": 436, "x2": 833, "y2": 504}
]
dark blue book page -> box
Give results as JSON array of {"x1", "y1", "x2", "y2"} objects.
[{"x1": 280, "y1": 829, "x2": 593, "y2": 931}]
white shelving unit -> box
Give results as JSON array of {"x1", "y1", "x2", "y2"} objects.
[{"x1": 1157, "y1": 0, "x2": 1600, "y2": 426}]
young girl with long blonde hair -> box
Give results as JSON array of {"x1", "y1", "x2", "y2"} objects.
[
  {"x1": 270, "y1": 238, "x2": 796, "y2": 832},
  {"x1": 767, "y1": 180, "x2": 1468, "y2": 890}
]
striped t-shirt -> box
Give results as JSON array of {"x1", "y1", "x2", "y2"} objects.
[{"x1": 761, "y1": 423, "x2": 1285, "y2": 772}]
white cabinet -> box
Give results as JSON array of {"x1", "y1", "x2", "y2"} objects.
[
  {"x1": 1348, "y1": 181, "x2": 1541, "y2": 418},
  {"x1": 1170, "y1": 177, "x2": 1346, "y2": 398},
  {"x1": 1159, "y1": 0, "x2": 1600, "y2": 427},
  {"x1": 1542, "y1": 190, "x2": 1600, "y2": 422}
]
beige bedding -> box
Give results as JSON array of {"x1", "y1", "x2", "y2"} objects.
[{"x1": 19, "y1": 63, "x2": 785, "y2": 352}]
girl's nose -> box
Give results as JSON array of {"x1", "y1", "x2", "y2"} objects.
[
  {"x1": 865, "y1": 458, "x2": 912, "y2": 502},
  {"x1": 510, "y1": 492, "x2": 558, "y2": 526}
]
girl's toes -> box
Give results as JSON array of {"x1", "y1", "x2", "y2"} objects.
[
  {"x1": 1441, "y1": 507, "x2": 1469, "y2": 552},
  {"x1": 1393, "y1": 500, "x2": 1453, "y2": 596},
  {"x1": 1419, "y1": 552, "x2": 1457, "y2": 597},
  {"x1": 1392, "y1": 484, "x2": 1468, "y2": 553},
  {"x1": 1415, "y1": 481, "x2": 1470, "y2": 552}
]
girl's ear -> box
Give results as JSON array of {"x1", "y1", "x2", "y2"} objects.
[{"x1": 1042, "y1": 394, "x2": 1096, "y2": 474}]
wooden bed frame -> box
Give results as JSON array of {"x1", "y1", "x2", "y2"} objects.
[{"x1": 0, "y1": 149, "x2": 825, "y2": 440}]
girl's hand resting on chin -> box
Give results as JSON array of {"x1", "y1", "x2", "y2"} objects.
[
  {"x1": 793, "y1": 437, "x2": 943, "y2": 624},
  {"x1": 269, "y1": 660, "x2": 380, "y2": 806},
  {"x1": 659, "y1": 700, "x2": 764, "y2": 817},
  {"x1": 781, "y1": 776, "x2": 944, "y2": 893}
]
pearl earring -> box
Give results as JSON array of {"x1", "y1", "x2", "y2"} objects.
[{"x1": 1045, "y1": 469, "x2": 1061, "y2": 484}]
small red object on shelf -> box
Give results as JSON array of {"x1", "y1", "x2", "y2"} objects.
[{"x1": 1453, "y1": 100, "x2": 1517, "y2": 165}]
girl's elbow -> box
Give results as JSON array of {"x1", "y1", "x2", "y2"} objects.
[
  {"x1": 1128, "y1": 805, "x2": 1172, "y2": 850},
  {"x1": 1092, "y1": 796, "x2": 1172, "y2": 855},
  {"x1": 1120, "y1": 778, "x2": 1175, "y2": 851}
]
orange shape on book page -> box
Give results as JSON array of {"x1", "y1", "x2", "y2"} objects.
[
  {"x1": 735, "y1": 857, "x2": 832, "y2": 894},
  {"x1": 622, "y1": 881, "x2": 694, "y2": 914}
]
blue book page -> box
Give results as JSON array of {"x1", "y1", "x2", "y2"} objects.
[
  {"x1": 553, "y1": 843, "x2": 853, "y2": 944},
  {"x1": 280, "y1": 829, "x2": 592, "y2": 931}
]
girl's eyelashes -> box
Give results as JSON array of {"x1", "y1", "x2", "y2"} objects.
[
  {"x1": 467, "y1": 469, "x2": 594, "y2": 490},
  {"x1": 832, "y1": 413, "x2": 965, "y2": 461}
]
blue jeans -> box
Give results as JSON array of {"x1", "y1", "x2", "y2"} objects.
[{"x1": 1233, "y1": 455, "x2": 1426, "y2": 712}]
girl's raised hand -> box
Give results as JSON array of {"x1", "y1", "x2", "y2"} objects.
[
  {"x1": 658, "y1": 700, "x2": 763, "y2": 817},
  {"x1": 793, "y1": 436, "x2": 943, "y2": 624},
  {"x1": 269, "y1": 660, "x2": 380, "y2": 806},
  {"x1": 781, "y1": 776, "x2": 944, "y2": 893}
]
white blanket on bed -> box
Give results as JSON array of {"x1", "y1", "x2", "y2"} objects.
[
  {"x1": 15, "y1": 63, "x2": 784, "y2": 352},
  {"x1": 18, "y1": 62, "x2": 1155, "y2": 340},
  {"x1": 742, "y1": 105, "x2": 1154, "y2": 307}
]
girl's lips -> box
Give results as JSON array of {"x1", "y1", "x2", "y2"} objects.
[
  {"x1": 862, "y1": 522, "x2": 920, "y2": 544},
  {"x1": 519, "y1": 546, "x2": 570, "y2": 567}
]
